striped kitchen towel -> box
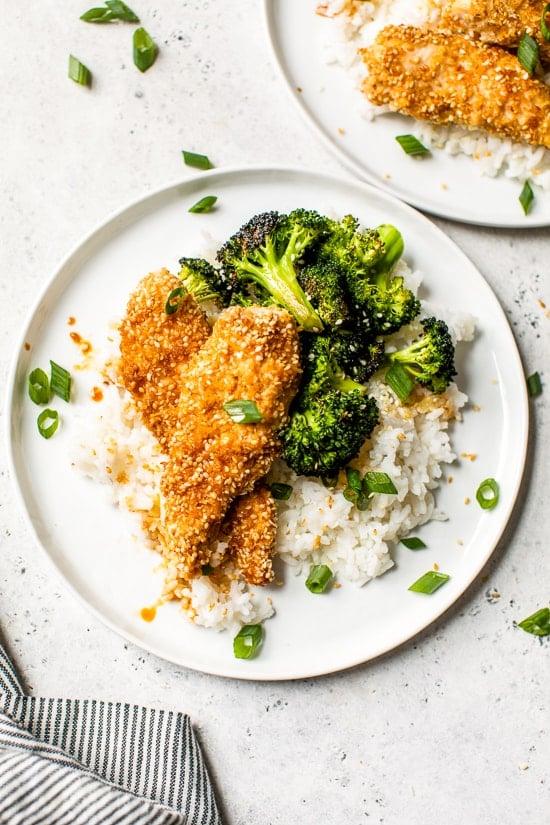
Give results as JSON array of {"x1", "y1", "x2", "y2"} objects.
[{"x1": 0, "y1": 641, "x2": 222, "y2": 825}]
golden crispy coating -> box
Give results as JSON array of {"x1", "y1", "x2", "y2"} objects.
[
  {"x1": 161, "y1": 306, "x2": 301, "y2": 577},
  {"x1": 118, "y1": 269, "x2": 210, "y2": 447},
  {"x1": 440, "y1": 0, "x2": 550, "y2": 63},
  {"x1": 361, "y1": 26, "x2": 550, "y2": 149},
  {"x1": 223, "y1": 485, "x2": 277, "y2": 586}
]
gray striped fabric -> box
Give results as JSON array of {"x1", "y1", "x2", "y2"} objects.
[{"x1": 0, "y1": 643, "x2": 221, "y2": 825}]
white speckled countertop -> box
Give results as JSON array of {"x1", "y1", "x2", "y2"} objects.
[{"x1": 1, "y1": 2, "x2": 549, "y2": 822}]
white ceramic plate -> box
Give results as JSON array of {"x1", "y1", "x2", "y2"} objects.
[
  {"x1": 264, "y1": 0, "x2": 550, "y2": 227},
  {"x1": 6, "y1": 167, "x2": 528, "y2": 680}
]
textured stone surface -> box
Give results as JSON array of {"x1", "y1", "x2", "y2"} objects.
[{"x1": 0, "y1": 2, "x2": 548, "y2": 823}]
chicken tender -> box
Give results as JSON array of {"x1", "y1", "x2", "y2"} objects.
[
  {"x1": 161, "y1": 306, "x2": 301, "y2": 577},
  {"x1": 223, "y1": 485, "x2": 277, "y2": 586},
  {"x1": 361, "y1": 25, "x2": 550, "y2": 149},
  {"x1": 440, "y1": 0, "x2": 550, "y2": 63}
]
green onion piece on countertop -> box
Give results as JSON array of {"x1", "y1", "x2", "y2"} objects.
[
  {"x1": 270, "y1": 483, "x2": 293, "y2": 501},
  {"x1": 188, "y1": 195, "x2": 217, "y2": 214},
  {"x1": 105, "y1": 0, "x2": 139, "y2": 21},
  {"x1": 28, "y1": 368, "x2": 50, "y2": 405},
  {"x1": 364, "y1": 472, "x2": 397, "y2": 495},
  {"x1": 80, "y1": 7, "x2": 115, "y2": 22},
  {"x1": 50, "y1": 361, "x2": 72, "y2": 402},
  {"x1": 68, "y1": 55, "x2": 92, "y2": 86},
  {"x1": 223, "y1": 399, "x2": 262, "y2": 424},
  {"x1": 305, "y1": 564, "x2": 334, "y2": 594},
  {"x1": 395, "y1": 135, "x2": 430, "y2": 156},
  {"x1": 517, "y1": 607, "x2": 550, "y2": 637},
  {"x1": 182, "y1": 150, "x2": 214, "y2": 170},
  {"x1": 133, "y1": 27, "x2": 157, "y2": 72},
  {"x1": 401, "y1": 537, "x2": 427, "y2": 550},
  {"x1": 542, "y1": 3, "x2": 550, "y2": 41},
  {"x1": 385, "y1": 362, "x2": 414, "y2": 402},
  {"x1": 519, "y1": 180, "x2": 535, "y2": 215},
  {"x1": 527, "y1": 371, "x2": 542, "y2": 397},
  {"x1": 476, "y1": 478, "x2": 499, "y2": 510},
  {"x1": 233, "y1": 624, "x2": 263, "y2": 659},
  {"x1": 409, "y1": 570, "x2": 450, "y2": 594},
  {"x1": 37, "y1": 409, "x2": 59, "y2": 440},
  {"x1": 165, "y1": 286, "x2": 186, "y2": 315},
  {"x1": 518, "y1": 32, "x2": 539, "y2": 75}
]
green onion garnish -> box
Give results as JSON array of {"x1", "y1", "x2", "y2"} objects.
[
  {"x1": 476, "y1": 478, "x2": 499, "y2": 510},
  {"x1": 518, "y1": 32, "x2": 539, "y2": 76},
  {"x1": 542, "y1": 4, "x2": 550, "y2": 41},
  {"x1": 385, "y1": 362, "x2": 414, "y2": 402},
  {"x1": 68, "y1": 55, "x2": 92, "y2": 86},
  {"x1": 409, "y1": 570, "x2": 450, "y2": 594},
  {"x1": 305, "y1": 564, "x2": 333, "y2": 594},
  {"x1": 133, "y1": 27, "x2": 157, "y2": 73},
  {"x1": 345, "y1": 467, "x2": 362, "y2": 493},
  {"x1": 80, "y1": 7, "x2": 116, "y2": 22},
  {"x1": 343, "y1": 467, "x2": 372, "y2": 510},
  {"x1": 165, "y1": 286, "x2": 186, "y2": 315},
  {"x1": 233, "y1": 624, "x2": 263, "y2": 659},
  {"x1": 182, "y1": 150, "x2": 213, "y2": 171},
  {"x1": 517, "y1": 607, "x2": 550, "y2": 637},
  {"x1": 28, "y1": 368, "x2": 50, "y2": 405},
  {"x1": 223, "y1": 399, "x2": 262, "y2": 424},
  {"x1": 201, "y1": 563, "x2": 214, "y2": 576},
  {"x1": 519, "y1": 180, "x2": 535, "y2": 215},
  {"x1": 395, "y1": 135, "x2": 430, "y2": 157},
  {"x1": 527, "y1": 371, "x2": 542, "y2": 397},
  {"x1": 105, "y1": 0, "x2": 139, "y2": 21},
  {"x1": 270, "y1": 483, "x2": 293, "y2": 501},
  {"x1": 364, "y1": 472, "x2": 397, "y2": 495},
  {"x1": 188, "y1": 195, "x2": 218, "y2": 214},
  {"x1": 37, "y1": 409, "x2": 59, "y2": 440},
  {"x1": 401, "y1": 537, "x2": 426, "y2": 550},
  {"x1": 50, "y1": 361, "x2": 71, "y2": 403}
]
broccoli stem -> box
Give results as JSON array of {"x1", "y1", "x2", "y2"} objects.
[{"x1": 374, "y1": 225, "x2": 404, "y2": 286}]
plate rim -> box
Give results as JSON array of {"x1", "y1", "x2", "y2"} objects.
[
  {"x1": 262, "y1": 0, "x2": 550, "y2": 229},
  {"x1": 5, "y1": 165, "x2": 530, "y2": 680}
]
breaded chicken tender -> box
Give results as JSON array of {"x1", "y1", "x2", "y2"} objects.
[
  {"x1": 223, "y1": 485, "x2": 277, "y2": 586},
  {"x1": 361, "y1": 25, "x2": 550, "y2": 149},
  {"x1": 161, "y1": 306, "x2": 301, "y2": 577},
  {"x1": 440, "y1": 0, "x2": 550, "y2": 63}
]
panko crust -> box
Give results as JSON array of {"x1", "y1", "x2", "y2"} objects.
[{"x1": 224, "y1": 485, "x2": 277, "y2": 586}]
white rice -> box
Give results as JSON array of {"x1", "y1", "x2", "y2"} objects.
[
  {"x1": 319, "y1": 0, "x2": 550, "y2": 190},
  {"x1": 73, "y1": 257, "x2": 474, "y2": 632}
]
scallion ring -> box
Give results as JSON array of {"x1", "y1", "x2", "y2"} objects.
[
  {"x1": 270, "y1": 483, "x2": 293, "y2": 501},
  {"x1": 395, "y1": 134, "x2": 430, "y2": 157},
  {"x1": 305, "y1": 564, "x2": 333, "y2": 594},
  {"x1": 363, "y1": 472, "x2": 397, "y2": 495},
  {"x1": 527, "y1": 371, "x2": 542, "y2": 397},
  {"x1": 476, "y1": 478, "x2": 499, "y2": 510},
  {"x1": 519, "y1": 180, "x2": 535, "y2": 215},
  {"x1": 385, "y1": 362, "x2": 414, "y2": 402},
  {"x1": 401, "y1": 537, "x2": 426, "y2": 550},
  {"x1": 133, "y1": 27, "x2": 158, "y2": 73},
  {"x1": 518, "y1": 32, "x2": 539, "y2": 76},
  {"x1": 182, "y1": 150, "x2": 213, "y2": 171},
  {"x1": 188, "y1": 195, "x2": 217, "y2": 214},
  {"x1": 28, "y1": 368, "x2": 50, "y2": 405},
  {"x1": 68, "y1": 55, "x2": 92, "y2": 86},
  {"x1": 105, "y1": 0, "x2": 139, "y2": 21},
  {"x1": 165, "y1": 286, "x2": 186, "y2": 315},
  {"x1": 542, "y1": 3, "x2": 550, "y2": 41},
  {"x1": 233, "y1": 624, "x2": 263, "y2": 659},
  {"x1": 223, "y1": 399, "x2": 262, "y2": 424},
  {"x1": 50, "y1": 361, "x2": 72, "y2": 402},
  {"x1": 409, "y1": 570, "x2": 449, "y2": 594},
  {"x1": 37, "y1": 409, "x2": 59, "y2": 439},
  {"x1": 517, "y1": 607, "x2": 550, "y2": 637}
]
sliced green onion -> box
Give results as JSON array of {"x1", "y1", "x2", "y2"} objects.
[
  {"x1": 270, "y1": 483, "x2": 293, "y2": 501},
  {"x1": 182, "y1": 150, "x2": 213, "y2": 171},
  {"x1": 133, "y1": 27, "x2": 157, "y2": 73},
  {"x1": 233, "y1": 624, "x2": 263, "y2": 659},
  {"x1": 28, "y1": 368, "x2": 50, "y2": 405},
  {"x1": 409, "y1": 570, "x2": 450, "y2": 594},
  {"x1": 519, "y1": 180, "x2": 535, "y2": 215},
  {"x1": 68, "y1": 55, "x2": 92, "y2": 86},
  {"x1": 50, "y1": 361, "x2": 71, "y2": 403},
  {"x1": 518, "y1": 32, "x2": 539, "y2": 76},
  {"x1": 345, "y1": 467, "x2": 362, "y2": 493},
  {"x1": 517, "y1": 607, "x2": 550, "y2": 637},
  {"x1": 165, "y1": 286, "x2": 186, "y2": 315},
  {"x1": 201, "y1": 563, "x2": 214, "y2": 576},
  {"x1": 80, "y1": 7, "x2": 115, "y2": 22},
  {"x1": 395, "y1": 134, "x2": 430, "y2": 157},
  {"x1": 385, "y1": 362, "x2": 414, "y2": 402},
  {"x1": 188, "y1": 195, "x2": 217, "y2": 214},
  {"x1": 344, "y1": 467, "x2": 372, "y2": 510},
  {"x1": 305, "y1": 564, "x2": 333, "y2": 594},
  {"x1": 542, "y1": 4, "x2": 550, "y2": 41},
  {"x1": 476, "y1": 478, "x2": 499, "y2": 510},
  {"x1": 105, "y1": 0, "x2": 139, "y2": 21},
  {"x1": 364, "y1": 472, "x2": 397, "y2": 495},
  {"x1": 401, "y1": 537, "x2": 426, "y2": 550},
  {"x1": 37, "y1": 409, "x2": 59, "y2": 439},
  {"x1": 527, "y1": 371, "x2": 542, "y2": 397},
  {"x1": 223, "y1": 399, "x2": 262, "y2": 424}
]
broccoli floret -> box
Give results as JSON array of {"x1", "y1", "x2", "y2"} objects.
[
  {"x1": 388, "y1": 317, "x2": 456, "y2": 393},
  {"x1": 216, "y1": 210, "x2": 330, "y2": 331},
  {"x1": 178, "y1": 257, "x2": 230, "y2": 306},
  {"x1": 298, "y1": 261, "x2": 350, "y2": 328},
  {"x1": 328, "y1": 329, "x2": 386, "y2": 383},
  {"x1": 320, "y1": 215, "x2": 385, "y2": 277}
]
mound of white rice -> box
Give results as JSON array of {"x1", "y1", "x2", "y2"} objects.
[
  {"x1": 319, "y1": 0, "x2": 550, "y2": 189},
  {"x1": 73, "y1": 257, "x2": 474, "y2": 632}
]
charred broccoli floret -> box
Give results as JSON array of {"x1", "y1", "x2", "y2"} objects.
[
  {"x1": 216, "y1": 210, "x2": 330, "y2": 331},
  {"x1": 178, "y1": 257, "x2": 230, "y2": 306},
  {"x1": 388, "y1": 317, "x2": 456, "y2": 393},
  {"x1": 320, "y1": 215, "x2": 385, "y2": 277},
  {"x1": 327, "y1": 329, "x2": 386, "y2": 383},
  {"x1": 298, "y1": 261, "x2": 350, "y2": 328}
]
